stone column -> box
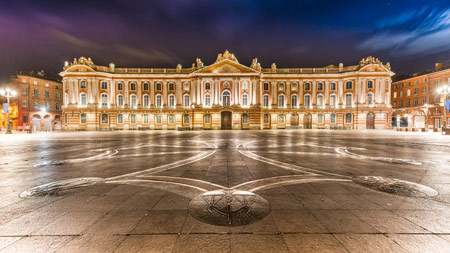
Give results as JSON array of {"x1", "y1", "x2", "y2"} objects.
[
  {"x1": 163, "y1": 81, "x2": 168, "y2": 107},
  {"x1": 325, "y1": 81, "x2": 329, "y2": 105},
  {"x1": 286, "y1": 81, "x2": 291, "y2": 106},
  {"x1": 271, "y1": 81, "x2": 277, "y2": 106},
  {"x1": 150, "y1": 81, "x2": 155, "y2": 106},
  {"x1": 176, "y1": 81, "x2": 182, "y2": 106},
  {"x1": 312, "y1": 81, "x2": 316, "y2": 105},
  {"x1": 338, "y1": 80, "x2": 343, "y2": 105},
  {"x1": 299, "y1": 81, "x2": 303, "y2": 106}
]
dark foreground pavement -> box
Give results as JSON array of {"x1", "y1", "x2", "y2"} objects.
[{"x1": 1, "y1": 130, "x2": 450, "y2": 252}]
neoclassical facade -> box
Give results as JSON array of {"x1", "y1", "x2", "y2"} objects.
[{"x1": 60, "y1": 51, "x2": 394, "y2": 130}]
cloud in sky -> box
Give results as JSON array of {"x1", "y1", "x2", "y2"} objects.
[{"x1": 359, "y1": 6, "x2": 450, "y2": 56}]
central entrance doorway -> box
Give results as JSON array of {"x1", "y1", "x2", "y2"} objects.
[
  {"x1": 303, "y1": 113, "x2": 312, "y2": 129},
  {"x1": 221, "y1": 111, "x2": 232, "y2": 130}
]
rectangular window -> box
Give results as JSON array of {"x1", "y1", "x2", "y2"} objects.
[
  {"x1": 400, "y1": 91, "x2": 403, "y2": 97},
  {"x1": 56, "y1": 103, "x2": 60, "y2": 111},
  {"x1": 413, "y1": 98, "x2": 418, "y2": 106},
  {"x1": 242, "y1": 114, "x2": 248, "y2": 124},
  {"x1": 414, "y1": 88, "x2": 418, "y2": 94},
  {"x1": 130, "y1": 114, "x2": 136, "y2": 124},
  {"x1": 45, "y1": 90, "x2": 50, "y2": 98},
  {"x1": 330, "y1": 82, "x2": 336, "y2": 90},
  {"x1": 304, "y1": 83, "x2": 310, "y2": 90},
  {"x1": 318, "y1": 114, "x2": 323, "y2": 124},
  {"x1": 168, "y1": 114, "x2": 175, "y2": 124},
  {"x1": 317, "y1": 82, "x2": 323, "y2": 90},
  {"x1": 34, "y1": 101, "x2": 39, "y2": 108},
  {"x1": 118, "y1": 114, "x2": 123, "y2": 124},
  {"x1": 263, "y1": 95, "x2": 269, "y2": 107},
  {"x1": 22, "y1": 100, "x2": 28, "y2": 108},
  {"x1": 55, "y1": 92, "x2": 60, "y2": 100},
  {"x1": 278, "y1": 114, "x2": 284, "y2": 124},
  {"x1": 80, "y1": 114, "x2": 86, "y2": 124},
  {"x1": 144, "y1": 114, "x2": 149, "y2": 124},
  {"x1": 407, "y1": 89, "x2": 410, "y2": 96},
  {"x1": 23, "y1": 114, "x2": 28, "y2": 125},
  {"x1": 64, "y1": 113, "x2": 67, "y2": 123},
  {"x1": 156, "y1": 114, "x2": 161, "y2": 124},
  {"x1": 45, "y1": 101, "x2": 50, "y2": 109},
  {"x1": 242, "y1": 81, "x2": 248, "y2": 90},
  {"x1": 205, "y1": 82, "x2": 211, "y2": 90},
  {"x1": 345, "y1": 113, "x2": 352, "y2": 124},
  {"x1": 263, "y1": 83, "x2": 269, "y2": 91},
  {"x1": 330, "y1": 95, "x2": 336, "y2": 107},
  {"x1": 22, "y1": 88, "x2": 27, "y2": 96},
  {"x1": 80, "y1": 81, "x2": 86, "y2": 88},
  {"x1": 400, "y1": 101, "x2": 403, "y2": 107},
  {"x1": 34, "y1": 89, "x2": 38, "y2": 96},
  {"x1": 205, "y1": 114, "x2": 211, "y2": 124},
  {"x1": 101, "y1": 81, "x2": 108, "y2": 89},
  {"x1": 422, "y1": 97, "x2": 426, "y2": 105},
  {"x1": 331, "y1": 114, "x2": 336, "y2": 124},
  {"x1": 101, "y1": 114, "x2": 108, "y2": 124},
  {"x1": 345, "y1": 81, "x2": 352, "y2": 89},
  {"x1": 264, "y1": 114, "x2": 270, "y2": 124},
  {"x1": 422, "y1": 86, "x2": 427, "y2": 93}
]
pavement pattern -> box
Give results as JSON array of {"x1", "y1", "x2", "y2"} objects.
[{"x1": 1, "y1": 130, "x2": 450, "y2": 252}]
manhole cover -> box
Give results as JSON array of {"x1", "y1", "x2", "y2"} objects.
[
  {"x1": 353, "y1": 176, "x2": 438, "y2": 197},
  {"x1": 188, "y1": 189, "x2": 271, "y2": 226}
]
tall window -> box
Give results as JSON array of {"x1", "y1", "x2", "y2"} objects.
[
  {"x1": 291, "y1": 94, "x2": 297, "y2": 107},
  {"x1": 345, "y1": 113, "x2": 352, "y2": 123},
  {"x1": 118, "y1": 94, "x2": 124, "y2": 106},
  {"x1": 242, "y1": 81, "x2": 248, "y2": 90},
  {"x1": 205, "y1": 94, "x2": 211, "y2": 107},
  {"x1": 130, "y1": 94, "x2": 137, "y2": 108},
  {"x1": 304, "y1": 94, "x2": 311, "y2": 106},
  {"x1": 118, "y1": 114, "x2": 123, "y2": 124},
  {"x1": 156, "y1": 95, "x2": 162, "y2": 108},
  {"x1": 45, "y1": 90, "x2": 50, "y2": 98},
  {"x1": 317, "y1": 82, "x2": 323, "y2": 90},
  {"x1": 130, "y1": 83, "x2": 136, "y2": 90},
  {"x1": 205, "y1": 82, "x2": 211, "y2": 90},
  {"x1": 330, "y1": 82, "x2": 336, "y2": 90},
  {"x1": 278, "y1": 114, "x2": 284, "y2": 124},
  {"x1": 101, "y1": 93, "x2": 108, "y2": 106},
  {"x1": 184, "y1": 82, "x2": 189, "y2": 91},
  {"x1": 263, "y1": 94, "x2": 269, "y2": 107},
  {"x1": 117, "y1": 82, "x2": 123, "y2": 90},
  {"x1": 101, "y1": 114, "x2": 108, "y2": 123},
  {"x1": 184, "y1": 94, "x2": 190, "y2": 107},
  {"x1": 278, "y1": 83, "x2": 284, "y2": 91},
  {"x1": 278, "y1": 94, "x2": 284, "y2": 107},
  {"x1": 143, "y1": 95, "x2": 149, "y2": 107},
  {"x1": 55, "y1": 92, "x2": 60, "y2": 100},
  {"x1": 80, "y1": 113, "x2": 86, "y2": 124},
  {"x1": 345, "y1": 81, "x2": 352, "y2": 89},
  {"x1": 129, "y1": 114, "x2": 135, "y2": 124},
  {"x1": 156, "y1": 83, "x2": 162, "y2": 91},
  {"x1": 45, "y1": 101, "x2": 50, "y2": 109},
  {"x1": 242, "y1": 113, "x2": 248, "y2": 124},
  {"x1": 330, "y1": 94, "x2": 336, "y2": 107},
  {"x1": 80, "y1": 80, "x2": 86, "y2": 89},
  {"x1": 169, "y1": 94, "x2": 175, "y2": 108},
  {"x1": 184, "y1": 114, "x2": 189, "y2": 124},
  {"x1": 143, "y1": 83, "x2": 149, "y2": 90},
  {"x1": 345, "y1": 93, "x2": 352, "y2": 107},
  {"x1": 222, "y1": 91, "x2": 230, "y2": 106},
  {"x1": 264, "y1": 114, "x2": 270, "y2": 124},
  {"x1": 368, "y1": 80, "x2": 374, "y2": 89},
  {"x1": 22, "y1": 101, "x2": 28, "y2": 108},
  {"x1": 205, "y1": 114, "x2": 211, "y2": 124},
  {"x1": 34, "y1": 100, "x2": 39, "y2": 108},
  {"x1": 422, "y1": 97, "x2": 426, "y2": 105},
  {"x1": 143, "y1": 114, "x2": 149, "y2": 124},
  {"x1": 169, "y1": 83, "x2": 174, "y2": 90},
  {"x1": 318, "y1": 114, "x2": 323, "y2": 124},
  {"x1": 101, "y1": 81, "x2": 108, "y2": 89},
  {"x1": 331, "y1": 113, "x2": 336, "y2": 124},
  {"x1": 80, "y1": 93, "x2": 87, "y2": 105},
  {"x1": 317, "y1": 94, "x2": 323, "y2": 107},
  {"x1": 34, "y1": 88, "x2": 38, "y2": 96},
  {"x1": 367, "y1": 93, "x2": 374, "y2": 105},
  {"x1": 22, "y1": 87, "x2": 27, "y2": 96},
  {"x1": 156, "y1": 114, "x2": 161, "y2": 124},
  {"x1": 242, "y1": 94, "x2": 248, "y2": 107},
  {"x1": 263, "y1": 83, "x2": 269, "y2": 90},
  {"x1": 304, "y1": 83, "x2": 310, "y2": 90},
  {"x1": 168, "y1": 114, "x2": 175, "y2": 124}
]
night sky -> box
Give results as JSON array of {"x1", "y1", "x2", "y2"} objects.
[{"x1": 0, "y1": 0, "x2": 449, "y2": 82}]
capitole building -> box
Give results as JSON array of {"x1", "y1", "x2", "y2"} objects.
[{"x1": 60, "y1": 50, "x2": 394, "y2": 131}]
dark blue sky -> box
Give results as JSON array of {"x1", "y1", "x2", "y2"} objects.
[{"x1": 0, "y1": 0, "x2": 449, "y2": 82}]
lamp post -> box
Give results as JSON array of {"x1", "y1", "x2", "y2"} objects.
[
  {"x1": 437, "y1": 85, "x2": 450, "y2": 130},
  {"x1": 0, "y1": 88, "x2": 17, "y2": 134}
]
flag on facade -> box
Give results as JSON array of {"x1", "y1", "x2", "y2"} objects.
[
  {"x1": 446, "y1": 100, "x2": 450, "y2": 111},
  {"x1": 3, "y1": 103, "x2": 8, "y2": 113}
]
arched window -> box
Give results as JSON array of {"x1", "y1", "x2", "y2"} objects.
[
  {"x1": 143, "y1": 94, "x2": 149, "y2": 107},
  {"x1": 345, "y1": 93, "x2": 352, "y2": 107},
  {"x1": 278, "y1": 83, "x2": 284, "y2": 91},
  {"x1": 291, "y1": 94, "x2": 297, "y2": 107},
  {"x1": 304, "y1": 83, "x2": 310, "y2": 90},
  {"x1": 80, "y1": 80, "x2": 86, "y2": 89},
  {"x1": 304, "y1": 94, "x2": 311, "y2": 106},
  {"x1": 184, "y1": 94, "x2": 190, "y2": 107},
  {"x1": 345, "y1": 81, "x2": 353, "y2": 89},
  {"x1": 156, "y1": 83, "x2": 162, "y2": 91},
  {"x1": 80, "y1": 93, "x2": 87, "y2": 105},
  {"x1": 184, "y1": 113, "x2": 190, "y2": 123},
  {"x1": 117, "y1": 82, "x2": 123, "y2": 90},
  {"x1": 117, "y1": 94, "x2": 124, "y2": 106},
  {"x1": 117, "y1": 114, "x2": 123, "y2": 124},
  {"x1": 345, "y1": 113, "x2": 352, "y2": 123},
  {"x1": 130, "y1": 83, "x2": 136, "y2": 90},
  {"x1": 278, "y1": 94, "x2": 284, "y2": 107},
  {"x1": 242, "y1": 93, "x2": 248, "y2": 107},
  {"x1": 156, "y1": 95, "x2": 162, "y2": 108},
  {"x1": 367, "y1": 80, "x2": 374, "y2": 89},
  {"x1": 101, "y1": 113, "x2": 108, "y2": 123},
  {"x1": 143, "y1": 82, "x2": 149, "y2": 90},
  {"x1": 331, "y1": 113, "x2": 336, "y2": 124},
  {"x1": 242, "y1": 81, "x2": 248, "y2": 90},
  {"x1": 291, "y1": 83, "x2": 298, "y2": 90},
  {"x1": 317, "y1": 82, "x2": 323, "y2": 90},
  {"x1": 367, "y1": 92, "x2": 374, "y2": 105},
  {"x1": 169, "y1": 83, "x2": 174, "y2": 90},
  {"x1": 205, "y1": 94, "x2": 211, "y2": 107},
  {"x1": 168, "y1": 94, "x2": 175, "y2": 108},
  {"x1": 317, "y1": 94, "x2": 323, "y2": 107},
  {"x1": 222, "y1": 91, "x2": 230, "y2": 106},
  {"x1": 205, "y1": 82, "x2": 211, "y2": 90},
  {"x1": 101, "y1": 93, "x2": 108, "y2": 106},
  {"x1": 330, "y1": 94, "x2": 336, "y2": 107},
  {"x1": 263, "y1": 94, "x2": 269, "y2": 107},
  {"x1": 318, "y1": 114, "x2": 323, "y2": 124},
  {"x1": 330, "y1": 82, "x2": 336, "y2": 90},
  {"x1": 130, "y1": 94, "x2": 137, "y2": 108}
]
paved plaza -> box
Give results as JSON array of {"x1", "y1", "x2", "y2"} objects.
[{"x1": 0, "y1": 130, "x2": 450, "y2": 252}]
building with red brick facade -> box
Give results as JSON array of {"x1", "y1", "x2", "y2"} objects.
[
  {"x1": 11, "y1": 74, "x2": 63, "y2": 131},
  {"x1": 391, "y1": 63, "x2": 450, "y2": 130}
]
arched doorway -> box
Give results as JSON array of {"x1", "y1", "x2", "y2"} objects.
[
  {"x1": 54, "y1": 115, "x2": 62, "y2": 130},
  {"x1": 222, "y1": 90, "x2": 231, "y2": 106},
  {"x1": 43, "y1": 115, "x2": 52, "y2": 131},
  {"x1": 221, "y1": 111, "x2": 232, "y2": 130},
  {"x1": 303, "y1": 113, "x2": 312, "y2": 129},
  {"x1": 32, "y1": 114, "x2": 41, "y2": 132},
  {"x1": 366, "y1": 112, "x2": 375, "y2": 129},
  {"x1": 290, "y1": 113, "x2": 299, "y2": 128},
  {"x1": 414, "y1": 111, "x2": 425, "y2": 128}
]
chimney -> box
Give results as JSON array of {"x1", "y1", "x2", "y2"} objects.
[{"x1": 435, "y1": 62, "x2": 443, "y2": 71}]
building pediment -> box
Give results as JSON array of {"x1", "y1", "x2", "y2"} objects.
[
  {"x1": 63, "y1": 65, "x2": 96, "y2": 73},
  {"x1": 195, "y1": 60, "x2": 260, "y2": 74}
]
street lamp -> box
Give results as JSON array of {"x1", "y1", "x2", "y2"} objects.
[
  {"x1": 437, "y1": 85, "x2": 450, "y2": 129},
  {"x1": 0, "y1": 88, "x2": 17, "y2": 134}
]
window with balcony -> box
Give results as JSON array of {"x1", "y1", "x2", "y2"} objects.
[
  {"x1": 291, "y1": 94, "x2": 297, "y2": 107},
  {"x1": 304, "y1": 94, "x2": 311, "y2": 106},
  {"x1": 242, "y1": 94, "x2": 248, "y2": 107},
  {"x1": 156, "y1": 95, "x2": 162, "y2": 108},
  {"x1": 205, "y1": 94, "x2": 211, "y2": 107},
  {"x1": 317, "y1": 94, "x2": 323, "y2": 107},
  {"x1": 345, "y1": 93, "x2": 352, "y2": 107},
  {"x1": 80, "y1": 93, "x2": 87, "y2": 105},
  {"x1": 101, "y1": 93, "x2": 108, "y2": 106},
  {"x1": 330, "y1": 94, "x2": 336, "y2": 107},
  {"x1": 184, "y1": 94, "x2": 190, "y2": 107},
  {"x1": 367, "y1": 93, "x2": 373, "y2": 105}
]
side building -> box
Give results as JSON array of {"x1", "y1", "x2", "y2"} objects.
[
  {"x1": 60, "y1": 51, "x2": 394, "y2": 131},
  {"x1": 391, "y1": 63, "x2": 450, "y2": 131},
  {"x1": 11, "y1": 74, "x2": 63, "y2": 131}
]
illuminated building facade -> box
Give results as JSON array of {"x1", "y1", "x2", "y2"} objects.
[{"x1": 60, "y1": 51, "x2": 393, "y2": 130}]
